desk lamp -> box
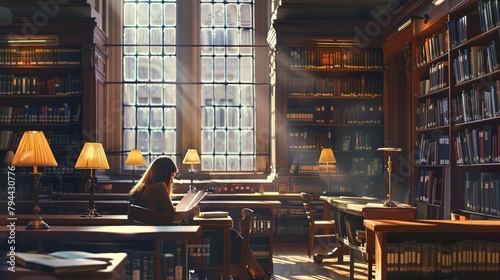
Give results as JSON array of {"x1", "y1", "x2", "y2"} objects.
[
  {"x1": 125, "y1": 148, "x2": 146, "y2": 183},
  {"x1": 377, "y1": 147, "x2": 402, "y2": 207},
  {"x1": 75, "y1": 142, "x2": 110, "y2": 217},
  {"x1": 11, "y1": 131, "x2": 58, "y2": 230},
  {"x1": 182, "y1": 149, "x2": 201, "y2": 192},
  {"x1": 318, "y1": 147, "x2": 336, "y2": 191}
]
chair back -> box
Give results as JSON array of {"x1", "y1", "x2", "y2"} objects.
[
  {"x1": 238, "y1": 212, "x2": 253, "y2": 280},
  {"x1": 450, "y1": 209, "x2": 468, "y2": 220},
  {"x1": 301, "y1": 192, "x2": 315, "y2": 224},
  {"x1": 128, "y1": 204, "x2": 171, "y2": 225}
]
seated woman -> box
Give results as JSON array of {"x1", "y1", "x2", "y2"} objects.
[{"x1": 128, "y1": 155, "x2": 198, "y2": 224}]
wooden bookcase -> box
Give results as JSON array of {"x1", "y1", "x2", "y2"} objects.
[
  {"x1": 364, "y1": 219, "x2": 500, "y2": 280},
  {"x1": 447, "y1": 0, "x2": 500, "y2": 219},
  {"x1": 272, "y1": 19, "x2": 386, "y2": 198},
  {"x1": 411, "y1": 0, "x2": 451, "y2": 219},
  {"x1": 409, "y1": 0, "x2": 500, "y2": 219},
  {"x1": 0, "y1": 18, "x2": 106, "y2": 197}
]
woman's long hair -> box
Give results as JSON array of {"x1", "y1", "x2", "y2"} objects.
[{"x1": 129, "y1": 156, "x2": 177, "y2": 198}]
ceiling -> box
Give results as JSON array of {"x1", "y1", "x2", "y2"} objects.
[{"x1": 276, "y1": 0, "x2": 411, "y2": 21}]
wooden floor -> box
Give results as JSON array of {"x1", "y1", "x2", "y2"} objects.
[{"x1": 272, "y1": 241, "x2": 371, "y2": 280}]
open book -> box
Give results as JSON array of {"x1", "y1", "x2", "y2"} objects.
[
  {"x1": 175, "y1": 190, "x2": 208, "y2": 211},
  {"x1": 14, "y1": 251, "x2": 111, "y2": 273}
]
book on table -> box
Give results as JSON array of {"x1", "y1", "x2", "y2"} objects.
[
  {"x1": 14, "y1": 251, "x2": 111, "y2": 273},
  {"x1": 198, "y1": 211, "x2": 229, "y2": 218}
]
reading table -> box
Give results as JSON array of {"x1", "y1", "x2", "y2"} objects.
[
  {"x1": 318, "y1": 196, "x2": 416, "y2": 279},
  {"x1": 0, "y1": 225, "x2": 201, "y2": 280},
  {"x1": 3, "y1": 252, "x2": 128, "y2": 280}
]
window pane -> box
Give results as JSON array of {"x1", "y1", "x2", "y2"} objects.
[
  {"x1": 164, "y1": 130, "x2": 176, "y2": 154},
  {"x1": 123, "y1": 129, "x2": 136, "y2": 151},
  {"x1": 150, "y1": 107, "x2": 163, "y2": 129},
  {"x1": 123, "y1": 3, "x2": 137, "y2": 26},
  {"x1": 151, "y1": 84, "x2": 162, "y2": 105},
  {"x1": 123, "y1": 56, "x2": 136, "y2": 81},
  {"x1": 164, "y1": 107, "x2": 176, "y2": 129},
  {"x1": 201, "y1": 130, "x2": 214, "y2": 154},
  {"x1": 137, "y1": 56, "x2": 149, "y2": 81},
  {"x1": 151, "y1": 56, "x2": 163, "y2": 81},
  {"x1": 137, "y1": 129, "x2": 150, "y2": 153},
  {"x1": 150, "y1": 130, "x2": 164, "y2": 153},
  {"x1": 227, "y1": 130, "x2": 239, "y2": 154},
  {"x1": 150, "y1": 28, "x2": 162, "y2": 54},
  {"x1": 227, "y1": 155, "x2": 240, "y2": 171},
  {"x1": 137, "y1": 107, "x2": 149, "y2": 128},
  {"x1": 123, "y1": 106, "x2": 136, "y2": 128},
  {"x1": 150, "y1": 3, "x2": 162, "y2": 26},
  {"x1": 123, "y1": 84, "x2": 136, "y2": 105}
]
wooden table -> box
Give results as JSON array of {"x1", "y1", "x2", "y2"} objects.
[
  {"x1": 318, "y1": 196, "x2": 416, "y2": 279},
  {"x1": 0, "y1": 225, "x2": 201, "y2": 280},
  {"x1": 3, "y1": 252, "x2": 128, "y2": 280},
  {"x1": 0, "y1": 214, "x2": 235, "y2": 280}
]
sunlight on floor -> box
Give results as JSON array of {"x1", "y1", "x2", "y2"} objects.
[{"x1": 272, "y1": 244, "x2": 371, "y2": 280}]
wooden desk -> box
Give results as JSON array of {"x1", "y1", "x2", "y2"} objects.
[
  {"x1": 364, "y1": 219, "x2": 500, "y2": 280},
  {"x1": 318, "y1": 196, "x2": 416, "y2": 279},
  {"x1": 0, "y1": 225, "x2": 201, "y2": 280},
  {"x1": 0, "y1": 215, "x2": 235, "y2": 280},
  {"x1": 4, "y1": 252, "x2": 128, "y2": 280}
]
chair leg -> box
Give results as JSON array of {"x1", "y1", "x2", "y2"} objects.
[
  {"x1": 349, "y1": 246, "x2": 355, "y2": 280},
  {"x1": 308, "y1": 228, "x2": 314, "y2": 258}
]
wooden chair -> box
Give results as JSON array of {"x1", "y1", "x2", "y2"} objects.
[
  {"x1": 227, "y1": 208, "x2": 254, "y2": 280},
  {"x1": 127, "y1": 204, "x2": 170, "y2": 225},
  {"x1": 300, "y1": 192, "x2": 337, "y2": 258},
  {"x1": 450, "y1": 209, "x2": 468, "y2": 220}
]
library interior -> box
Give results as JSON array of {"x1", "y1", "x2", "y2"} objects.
[{"x1": 1, "y1": 0, "x2": 500, "y2": 279}]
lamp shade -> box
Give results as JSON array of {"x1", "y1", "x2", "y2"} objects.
[
  {"x1": 4, "y1": 150, "x2": 15, "y2": 165},
  {"x1": 125, "y1": 149, "x2": 146, "y2": 166},
  {"x1": 318, "y1": 147, "x2": 336, "y2": 164},
  {"x1": 11, "y1": 131, "x2": 57, "y2": 167},
  {"x1": 182, "y1": 149, "x2": 201, "y2": 165},
  {"x1": 75, "y1": 142, "x2": 110, "y2": 170}
]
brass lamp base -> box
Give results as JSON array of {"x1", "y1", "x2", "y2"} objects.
[
  {"x1": 25, "y1": 218, "x2": 49, "y2": 230},
  {"x1": 82, "y1": 207, "x2": 101, "y2": 217}
]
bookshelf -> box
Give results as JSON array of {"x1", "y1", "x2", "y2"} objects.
[
  {"x1": 448, "y1": 0, "x2": 500, "y2": 219},
  {"x1": 272, "y1": 19, "x2": 385, "y2": 198},
  {"x1": 411, "y1": 1, "x2": 451, "y2": 219},
  {"x1": 409, "y1": 0, "x2": 500, "y2": 219},
  {"x1": 0, "y1": 18, "x2": 107, "y2": 197},
  {"x1": 364, "y1": 219, "x2": 500, "y2": 280}
]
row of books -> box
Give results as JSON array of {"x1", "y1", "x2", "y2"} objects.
[
  {"x1": 286, "y1": 104, "x2": 383, "y2": 125},
  {"x1": 415, "y1": 30, "x2": 449, "y2": 67},
  {"x1": 290, "y1": 156, "x2": 382, "y2": 176},
  {"x1": 287, "y1": 75, "x2": 383, "y2": 97},
  {"x1": 416, "y1": 135, "x2": 450, "y2": 166},
  {"x1": 251, "y1": 214, "x2": 273, "y2": 235},
  {"x1": 386, "y1": 239, "x2": 500, "y2": 279},
  {"x1": 448, "y1": 14, "x2": 476, "y2": 48},
  {"x1": 0, "y1": 74, "x2": 83, "y2": 95},
  {"x1": 0, "y1": 103, "x2": 82, "y2": 124},
  {"x1": 0, "y1": 129, "x2": 81, "y2": 150},
  {"x1": 478, "y1": 0, "x2": 500, "y2": 33},
  {"x1": 454, "y1": 125, "x2": 499, "y2": 165},
  {"x1": 416, "y1": 170, "x2": 444, "y2": 205},
  {"x1": 0, "y1": 47, "x2": 82, "y2": 66},
  {"x1": 287, "y1": 47, "x2": 383, "y2": 69},
  {"x1": 452, "y1": 40, "x2": 499, "y2": 84},
  {"x1": 288, "y1": 129, "x2": 381, "y2": 151},
  {"x1": 187, "y1": 237, "x2": 210, "y2": 268},
  {"x1": 418, "y1": 60, "x2": 448, "y2": 95},
  {"x1": 416, "y1": 97, "x2": 449, "y2": 130},
  {"x1": 465, "y1": 172, "x2": 499, "y2": 215},
  {"x1": 451, "y1": 86, "x2": 500, "y2": 124}
]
